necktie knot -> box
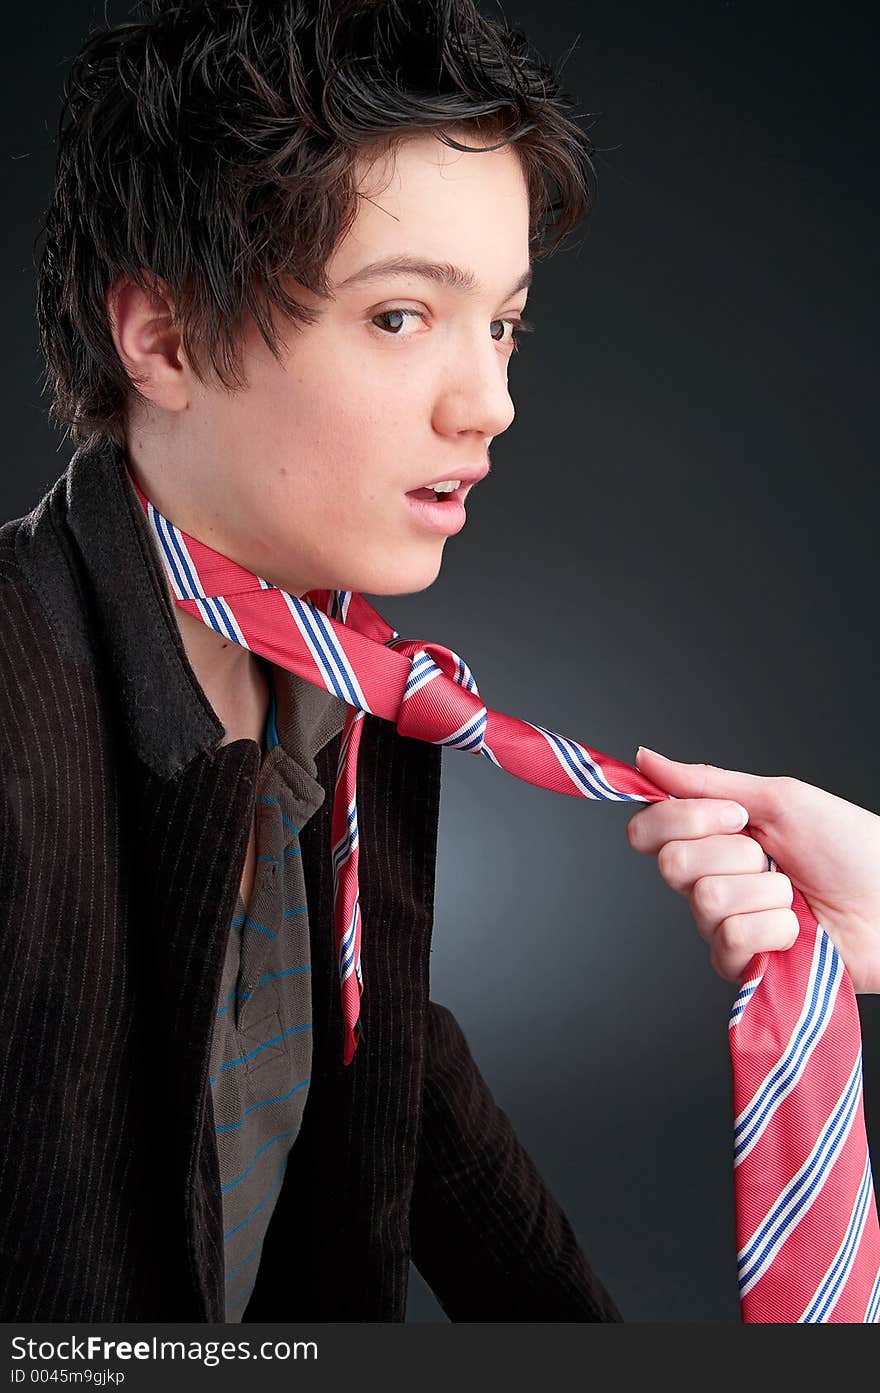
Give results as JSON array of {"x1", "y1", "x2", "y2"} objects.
[{"x1": 388, "y1": 636, "x2": 488, "y2": 753}]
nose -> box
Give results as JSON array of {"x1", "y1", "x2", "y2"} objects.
[{"x1": 435, "y1": 343, "x2": 517, "y2": 440}]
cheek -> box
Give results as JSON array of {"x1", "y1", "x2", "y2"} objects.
[
  {"x1": 313, "y1": 409, "x2": 398, "y2": 498},
  {"x1": 245, "y1": 356, "x2": 414, "y2": 521}
]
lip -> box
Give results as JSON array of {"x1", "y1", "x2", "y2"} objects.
[
  {"x1": 403, "y1": 489, "x2": 468, "y2": 536},
  {"x1": 412, "y1": 467, "x2": 489, "y2": 490}
]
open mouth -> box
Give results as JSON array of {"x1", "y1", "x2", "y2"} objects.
[{"x1": 405, "y1": 485, "x2": 463, "y2": 503}]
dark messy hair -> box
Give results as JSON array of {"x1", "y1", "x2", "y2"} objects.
[{"x1": 34, "y1": 0, "x2": 599, "y2": 453}]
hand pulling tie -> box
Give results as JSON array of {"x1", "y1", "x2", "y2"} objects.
[{"x1": 132, "y1": 478, "x2": 880, "y2": 1323}]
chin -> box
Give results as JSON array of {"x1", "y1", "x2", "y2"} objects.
[
  {"x1": 298, "y1": 540, "x2": 446, "y2": 600},
  {"x1": 351, "y1": 554, "x2": 445, "y2": 598}
]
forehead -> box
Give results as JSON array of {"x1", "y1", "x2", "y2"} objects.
[{"x1": 328, "y1": 132, "x2": 531, "y2": 295}]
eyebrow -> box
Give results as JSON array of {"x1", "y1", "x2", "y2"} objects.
[{"x1": 336, "y1": 255, "x2": 534, "y2": 301}]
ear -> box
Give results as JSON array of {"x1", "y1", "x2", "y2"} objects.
[{"x1": 104, "y1": 271, "x2": 189, "y2": 411}]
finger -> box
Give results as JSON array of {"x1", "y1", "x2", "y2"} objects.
[
  {"x1": 708, "y1": 908, "x2": 801, "y2": 983},
  {"x1": 657, "y1": 833, "x2": 768, "y2": 894},
  {"x1": 634, "y1": 747, "x2": 788, "y2": 824},
  {"x1": 626, "y1": 797, "x2": 748, "y2": 854},
  {"x1": 689, "y1": 871, "x2": 794, "y2": 943}
]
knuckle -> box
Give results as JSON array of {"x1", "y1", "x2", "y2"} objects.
[
  {"x1": 737, "y1": 837, "x2": 763, "y2": 870},
  {"x1": 691, "y1": 875, "x2": 724, "y2": 920},
  {"x1": 763, "y1": 908, "x2": 799, "y2": 951},
  {"x1": 626, "y1": 813, "x2": 645, "y2": 851},
  {"x1": 658, "y1": 840, "x2": 688, "y2": 884},
  {"x1": 762, "y1": 871, "x2": 793, "y2": 908},
  {"x1": 691, "y1": 763, "x2": 715, "y2": 798},
  {"x1": 775, "y1": 873, "x2": 794, "y2": 907},
  {"x1": 766, "y1": 774, "x2": 798, "y2": 817},
  {"x1": 717, "y1": 914, "x2": 748, "y2": 956}
]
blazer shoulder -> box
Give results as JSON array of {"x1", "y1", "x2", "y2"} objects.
[
  {"x1": 0, "y1": 485, "x2": 95, "y2": 667},
  {"x1": 0, "y1": 512, "x2": 102, "y2": 780}
]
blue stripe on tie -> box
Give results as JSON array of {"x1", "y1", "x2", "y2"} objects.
[
  {"x1": 333, "y1": 817, "x2": 357, "y2": 861},
  {"x1": 227, "y1": 1279, "x2": 256, "y2": 1314},
  {"x1": 162, "y1": 515, "x2": 204, "y2": 601},
  {"x1": 257, "y1": 964, "x2": 310, "y2": 985},
  {"x1": 556, "y1": 730, "x2": 642, "y2": 803},
  {"x1": 734, "y1": 932, "x2": 833, "y2": 1147},
  {"x1": 296, "y1": 600, "x2": 363, "y2": 707},
  {"x1": 223, "y1": 1155, "x2": 289, "y2": 1242},
  {"x1": 444, "y1": 712, "x2": 484, "y2": 749},
  {"x1": 225, "y1": 1243, "x2": 262, "y2": 1285},
  {"x1": 215, "y1": 1076, "x2": 311, "y2": 1134},
  {"x1": 738, "y1": 1054, "x2": 862, "y2": 1293},
  {"x1": 240, "y1": 912, "x2": 276, "y2": 940},
  {"x1": 209, "y1": 1025, "x2": 312, "y2": 1085},
  {"x1": 215, "y1": 965, "x2": 311, "y2": 1016},
  {"x1": 527, "y1": 721, "x2": 618, "y2": 801},
  {"x1": 802, "y1": 1157, "x2": 873, "y2": 1321},
  {"x1": 339, "y1": 918, "x2": 358, "y2": 977},
  {"x1": 280, "y1": 812, "x2": 301, "y2": 834},
  {"x1": 332, "y1": 822, "x2": 358, "y2": 877},
  {"x1": 203, "y1": 594, "x2": 240, "y2": 643},
  {"x1": 729, "y1": 976, "x2": 762, "y2": 1027},
  {"x1": 402, "y1": 660, "x2": 437, "y2": 702},
  {"x1": 152, "y1": 508, "x2": 200, "y2": 599},
  {"x1": 215, "y1": 991, "x2": 240, "y2": 1018},
  {"x1": 220, "y1": 1130, "x2": 300, "y2": 1194},
  {"x1": 734, "y1": 933, "x2": 836, "y2": 1160},
  {"x1": 455, "y1": 653, "x2": 475, "y2": 690}
]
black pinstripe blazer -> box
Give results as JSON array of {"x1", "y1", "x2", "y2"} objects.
[{"x1": 0, "y1": 438, "x2": 623, "y2": 1323}]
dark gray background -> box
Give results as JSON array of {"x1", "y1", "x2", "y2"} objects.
[{"x1": 2, "y1": 1, "x2": 877, "y2": 1322}]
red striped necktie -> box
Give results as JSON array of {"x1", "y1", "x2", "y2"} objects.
[{"x1": 132, "y1": 477, "x2": 880, "y2": 1323}]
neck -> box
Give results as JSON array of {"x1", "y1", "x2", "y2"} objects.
[
  {"x1": 173, "y1": 605, "x2": 272, "y2": 750},
  {"x1": 125, "y1": 446, "x2": 273, "y2": 749}
]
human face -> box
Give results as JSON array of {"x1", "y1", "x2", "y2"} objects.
[{"x1": 128, "y1": 129, "x2": 532, "y2": 600}]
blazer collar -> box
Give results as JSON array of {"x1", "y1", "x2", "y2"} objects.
[{"x1": 14, "y1": 434, "x2": 273, "y2": 779}]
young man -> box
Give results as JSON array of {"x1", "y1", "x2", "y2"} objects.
[{"x1": 0, "y1": 0, "x2": 622, "y2": 1322}]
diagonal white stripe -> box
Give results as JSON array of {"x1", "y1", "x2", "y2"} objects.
[
  {"x1": 738, "y1": 1050, "x2": 863, "y2": 1296},
  {"x1": 279, "y1": 591, "x2": 372, "y2": 713},
  {"x1": 799, "y1": 1152, "x2": 873, "y2": 1321},
  {"x1": 734, "y1": 927, "x2": 841, "y2": 1165},
  {"x1": 729, "y1": 972, "x2": 764, "y2": 1029},
  {"x1": 525, "y1": 722, "x2": 611, "y2": 800}
]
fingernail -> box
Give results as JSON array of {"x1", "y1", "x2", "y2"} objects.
[
  {"x1": 636, "y1": 746, "x2": 665, "y2": 761},
  {"x1": 721, "y1": 804, "x2": 748, "y2": 829}
]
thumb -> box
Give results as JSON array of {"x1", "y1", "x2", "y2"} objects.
[{"x1": 634, "y1": 746, "x2": 777, "y2": 820}]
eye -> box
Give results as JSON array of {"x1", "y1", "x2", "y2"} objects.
[
  {"x1": 369, "y1": 308, "x2": 536, "y2": 352},
  {"x1": 493, "y1": 316, "x2": 535, "y2": 354},
  {"x1": 369, "y1": 307, "x2": 427, "y2": 337}
]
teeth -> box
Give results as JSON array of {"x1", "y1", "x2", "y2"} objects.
[{"x1": 427, "y1": 480, "x2": 461, "y2": 492}]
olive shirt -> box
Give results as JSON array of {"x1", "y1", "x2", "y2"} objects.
[{"x1": 210, "y1": 659, "x2": 348, "y2": 1320}]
